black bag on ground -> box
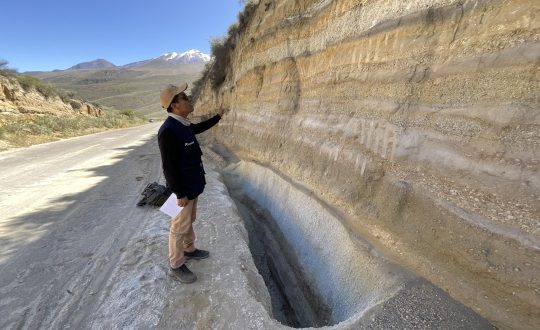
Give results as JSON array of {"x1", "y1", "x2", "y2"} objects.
[{"x1": 137, "y1": 182, "x2": 171, "y2": 207}]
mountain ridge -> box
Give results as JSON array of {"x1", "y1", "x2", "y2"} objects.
[
  {"x1": 65, "y1": 49, "x2": 210, "y2": 71},
  {"x1": 68, "y1": 59, "x2": 116, "y2": 70},
  {"x1": 27, "y1": 49, "x2": 210, "y2": 116}
]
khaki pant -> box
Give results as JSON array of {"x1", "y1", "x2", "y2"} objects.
[{"x1": 169, "y1": 197, "x2": 198, "y2": 269}]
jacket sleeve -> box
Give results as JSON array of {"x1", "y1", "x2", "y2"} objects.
[
  {"x1": 191, "y1": 114, "x2": 221, "y2": 134},
  {"x1": 158, "y1": 129, "x2": 187, "y2": 199}
]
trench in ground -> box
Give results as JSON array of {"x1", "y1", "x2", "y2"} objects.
[
  {"x1": 230, "y1": 193, "x2": 331, "y2": 327},
  {"x1": 221, "y1": 161, "x2": 414, "y2": 328},
  {"x1": 206, "y1": 143, "x2": 494, "y2": 329}
]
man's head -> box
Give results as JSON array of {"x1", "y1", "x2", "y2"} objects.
[{"x1": 160, "y1": 83, "x2": 193, "y2": 117}]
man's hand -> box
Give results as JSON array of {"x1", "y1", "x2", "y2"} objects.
[{"x1": 177, "y1": 197, "x2": 189, "y2": 207}]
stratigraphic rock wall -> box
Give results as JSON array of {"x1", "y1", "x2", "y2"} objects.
[{"x1": 195, "y1": 1, "x2": 540, "y2": 328}]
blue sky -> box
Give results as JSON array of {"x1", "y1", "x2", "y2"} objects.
[{"x1": 1, "y1": 0, "x2": 245, "y2": 72}]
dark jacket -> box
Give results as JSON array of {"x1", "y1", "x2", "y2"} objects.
[{"x1": 158, "y1": 114, "x2": 221, "y2": 200}]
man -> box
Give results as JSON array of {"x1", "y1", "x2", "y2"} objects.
[{"x1": 158, "y1": 82, "x2": 224, "y2": 283}]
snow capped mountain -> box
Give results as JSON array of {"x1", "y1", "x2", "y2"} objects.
[
  {"x1": 156, "y1": 50, "x2": 211, "y2": 64},
  {"x1": 120, "y1": 49, "x2": 211, "y2": 69}
]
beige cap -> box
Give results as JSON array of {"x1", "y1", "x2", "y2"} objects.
[{"x1": 160, "y1": 82, "x2": 188, "y2": 109}]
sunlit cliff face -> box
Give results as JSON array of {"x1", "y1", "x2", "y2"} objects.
[{"x1": 195, "y1": 1, "x2": 540, "y2": 329}]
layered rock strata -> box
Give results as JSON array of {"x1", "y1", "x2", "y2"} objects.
[
  {"x1": 195, "y1": 0, "x2": 540, "y2": 328},
  {"x1": 0, "y1": 75, "x2": 102, "y2": 119}
]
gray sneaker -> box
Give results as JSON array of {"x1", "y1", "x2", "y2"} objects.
[{"x1": 169, "y1": 264, "x2": 197, "y2": 283}]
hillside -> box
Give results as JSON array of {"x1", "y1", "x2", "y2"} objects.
[
  {"x1": 0, "y1": 71, "x2": 145, "y2": 150},
  {"x1": 193, "y1": 0, "x2": 540, "y2": 329},
  {"x1": 30, "y1": 65, "x2": 204, "y2": 119},
  {"x1": 67, "y1": 59, "x2": 116, "y2": 70},
  {"x1": 28, "y1": 50, "x2": 210, "y2": 119}
]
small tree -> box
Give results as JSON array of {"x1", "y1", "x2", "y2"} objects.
[{"x1": 0, "y1": 59, "x2": 18, "y2": 77}]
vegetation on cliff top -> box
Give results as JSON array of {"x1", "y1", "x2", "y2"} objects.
[
  {"x1": 1, "y1": 60, "x2": 74, "y2": 102},
  {"x1": 190, "y1": 1, "x2": 258, "y2": 101}
]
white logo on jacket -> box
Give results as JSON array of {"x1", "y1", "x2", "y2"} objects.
[{"x1": 185, "y1": 141, "x2": 195, "y2": 146}]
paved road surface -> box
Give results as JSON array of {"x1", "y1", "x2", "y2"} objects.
[
  {"x1": 0, "y1": 123, "x2": 284, "y2": 330},
  {"x1": 0, "y1": 123, "x2": 163, "y2": 328}
]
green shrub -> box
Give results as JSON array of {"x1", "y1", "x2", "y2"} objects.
[
  {"x1": 119, "y1": 109, "x2": 135, "y2": 118},
  {"x1": 1, "y1": 61, "x2": 72, "y2": 101},
  {"x1": 17, "y1": 75, "x2": 41, "y2": 91},
  {"x1": 36, "y1": 82, "x2": 57, "y2": 99},
  {"x1": 58, "y1": 91, "x2": 74, "y2": 103},
  {"x1": 0, "y1": 69, "x2": 18, "y2": 78},
  {"x1": 16, "y1": 75, "x2": 59, "y2": 99}
]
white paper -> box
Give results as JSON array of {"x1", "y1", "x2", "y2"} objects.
[{"x1": 159, "y1": 193, "x2": 183, "y2": 217}]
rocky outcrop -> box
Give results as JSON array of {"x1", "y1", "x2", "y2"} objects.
[
  {"x1": 0, "y1": 75, "x2": 103, "y2": 118},
  {"x1": 80, "y1": 103, "x2": 103, "y2": 117},
  {"x1": 195, "y1": 0, "x2": 540, "y2": 328}
]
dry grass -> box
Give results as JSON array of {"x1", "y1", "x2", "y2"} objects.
[{"x1": 0, "y1": 110, "x2": 146, "y2": 151}]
